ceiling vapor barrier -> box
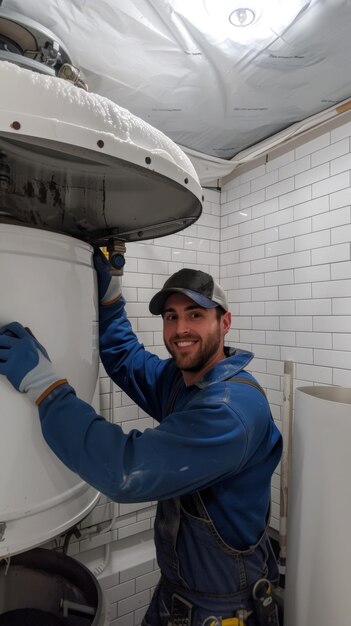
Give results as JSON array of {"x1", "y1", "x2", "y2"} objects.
[{"x1": 1, "y1": 0, "x2": 351, "y2": 185}]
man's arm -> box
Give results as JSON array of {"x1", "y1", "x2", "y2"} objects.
[
  {"x1": 99, "y1": 295, "x2": 171, "y2": 419},
  {"x1": 38, "y1": 381, "x2": 249, "y2": 503},
  {"x1": 94, "y1": 248, "x2": 171, "y2": 421},
  {"x1": 0, "y1": 322, "x2": 274, "y2": 505}
]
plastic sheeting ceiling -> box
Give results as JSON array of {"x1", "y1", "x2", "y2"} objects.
[{"x1": 2, "y1": 0, "x2": 351, "y2": 183}]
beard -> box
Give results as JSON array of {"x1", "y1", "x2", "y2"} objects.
[{"x1": 164, "y1": 325, "x2": 222, "y2": 373}]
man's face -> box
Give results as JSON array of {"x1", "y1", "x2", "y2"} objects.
[{"x1": 162, "y1": 292, "x2": 231, "y2": 382}]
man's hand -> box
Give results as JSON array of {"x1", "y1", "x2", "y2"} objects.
[
  {"x1": 93, "y1": 247, "x2": 122, "y2": 305},
  {"x1": 0, "y1": 322, "x2": 67, "y2": 405}
]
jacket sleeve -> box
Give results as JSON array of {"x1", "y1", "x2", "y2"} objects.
[
  {"x1": 98, "y1": 296, "x2": 172, "y2": 421},
  {"x1": 38, "y1": 382, "x2": 250, "y2": 503}
]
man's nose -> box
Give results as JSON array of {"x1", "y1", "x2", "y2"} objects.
[{"x1": 175, "y1": 317, "x2": 190, "y2": 334}]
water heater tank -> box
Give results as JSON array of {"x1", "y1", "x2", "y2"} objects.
[
  {"x1": 0, "y1": 223, "x2": 100, "y2": 556},
  {"x1": 0, "y1": 39, "x2": 203, "y2": 557}
]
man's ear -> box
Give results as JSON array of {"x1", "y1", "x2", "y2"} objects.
[{"x1": 222, "y1": 311, "x2": 231, "y2": 336}]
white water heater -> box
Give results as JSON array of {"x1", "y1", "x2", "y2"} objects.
[
  {"x1": 0, "y1": 224, "x2": 100, "y2": 556},
  {"x1": 0, "y1": 15, "x2": 203, "y2": 558}
]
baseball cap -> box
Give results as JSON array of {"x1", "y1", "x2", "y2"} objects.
[{"x1": 149, "y1": 268, "x2": 228, "y2": 315}]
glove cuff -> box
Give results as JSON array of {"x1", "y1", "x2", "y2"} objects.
[
  {"x1": 19, "y1": 351, "x2": 68, "y2": 405},
  {"x1": 35, "y1": 379, "x2": 68, "y2": 405},
  {"x1": 100, "y1": 276, "x2": 122, "y2": 306}
]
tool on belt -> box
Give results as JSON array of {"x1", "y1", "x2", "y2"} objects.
[
  {"x1": 168, "y1": 595, "x2": 252, "y2": 626},
  {"x1": 169, "y1": 584, "x2": 280, "y2": 626},
  {"x1": 252, "y1": 579, "x2": 280, "y2": 625},
  {"x1": 208, "y1": 618, "x2": 243, "y2": 626},
  {"x1": 207, "y1": 597, "x2": 279, "y2": 626},
  {"x1": 207, "y1": 614, "x2": 251, "y2": 626},
  {"x1": 168, "y1": 594, "x2": 193, "y2": 626}
]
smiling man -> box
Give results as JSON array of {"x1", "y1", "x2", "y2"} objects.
[
  {"x1": 152, "y1": 268, "x2": 231, "y2": 380},
  {"x1": 0, "y1": 259, "x2": 282, "y2": 626},
  {"x1": 162, "y1": 294, "x2": 230, "y2": 382}
]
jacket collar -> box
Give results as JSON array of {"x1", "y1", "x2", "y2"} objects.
[{"x1": 195, "y1": 347, "x2": 254, "y2": 389}]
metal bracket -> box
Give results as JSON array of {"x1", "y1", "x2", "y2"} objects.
[{"x1": 0, "y1": 522, "x2": 6, "y2": 542}]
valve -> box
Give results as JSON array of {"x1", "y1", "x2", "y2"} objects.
[
  {"x1": 107, "y1": 239, "x2": 126, "y2": 276},
  {"x1": 57, "y1": 63, "x2": 89, "y2": 90}
]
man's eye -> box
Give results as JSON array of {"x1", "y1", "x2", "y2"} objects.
[
  {"x1": 190, "y1": 312, "x2": 202, "y2": 318},
  {"x1": 164, "y1": 314, "x2": 176, "y2": 321}
]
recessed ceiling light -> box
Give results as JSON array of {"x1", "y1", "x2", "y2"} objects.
[
  {"x1": 229, "y1": 7, "x2": 256, "y2": 27},
  {"x1": 172, "y1": 0, "x2": 311, "y2": 44}
]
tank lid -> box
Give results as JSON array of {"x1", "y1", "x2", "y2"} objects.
[{"x1": 0, "y1": 59, "x2": 202, "y2": 243}]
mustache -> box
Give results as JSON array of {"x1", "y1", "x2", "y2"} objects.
[{"x1": 172, "y1": 335, "x2": 199, "y2": 342}]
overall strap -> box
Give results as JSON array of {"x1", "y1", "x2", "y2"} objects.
[
  {"x1": 167, "y1": 374, "x2": 267, "y2": 416},
  {"x1": 227, "y1": 376, "x2": 267, "y2": 397},
  {"x1": 182, "y1": 376, "x2": 269, "y2": 519},
  {"x1": 166, "y1": 373, "x2": 184, "y2": 415}
]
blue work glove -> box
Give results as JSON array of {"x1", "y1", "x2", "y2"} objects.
[
  {"x1": 0, "y1": 322, "x2": 67, "y2": 405},
  {"x1": 93, "y1": 247, "x2": 122, "y2": 305}
]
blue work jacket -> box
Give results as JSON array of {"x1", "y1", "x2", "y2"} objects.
[{"x1": 39, "y1": 296, "x2": 282, "y2": 550}]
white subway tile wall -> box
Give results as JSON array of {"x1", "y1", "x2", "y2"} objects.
[
  {"x1": 44, "y1": 117, "x2": 350, "y2": 624},
  {"x1": 221, "y1": 119, "x2": 351, "y2": 537}
]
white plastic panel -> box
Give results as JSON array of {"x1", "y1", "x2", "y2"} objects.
[
  {"x1": 285, "y1": 386, "x2": 351, "y2": 626},
  {"x1": 0, "y1": 224, "x2": 99, "y2": 557}
]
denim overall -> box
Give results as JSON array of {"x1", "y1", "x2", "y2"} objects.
[{"x1": 141, "y1": 378, "x2": 279, "y2": 626}]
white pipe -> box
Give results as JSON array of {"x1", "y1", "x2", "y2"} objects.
[
  {"x1": 61, "y1": 599, "x2": 96, "y2": 617},
  {"x1": 278, "y1": 360, "x2": 294, "y2": 577},
  {"x1": 93, "y1": 542, "x2": 111, "y2": 578}
]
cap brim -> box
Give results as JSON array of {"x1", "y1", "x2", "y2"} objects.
[{"x1": 149, "y1": 288, "x2": 218, "y2": 315}]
